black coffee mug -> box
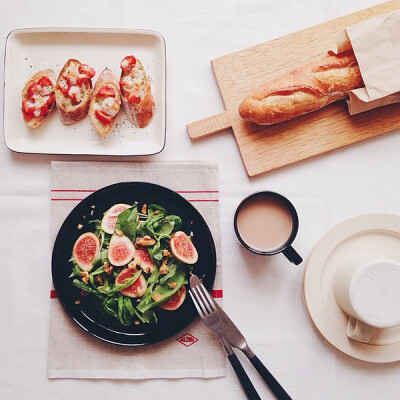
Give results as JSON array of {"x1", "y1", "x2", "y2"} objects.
[{"x1": 234, "y1": 191, "x2": 302, "y2": 265}]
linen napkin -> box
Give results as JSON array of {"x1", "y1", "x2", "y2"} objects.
[{"x1": 48, "y1": 161, "x2": 225, "y2": 379}]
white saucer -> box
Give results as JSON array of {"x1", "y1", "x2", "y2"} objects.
[{"x1": 303, "y1": 214, "x2": 400, "y2": 363}]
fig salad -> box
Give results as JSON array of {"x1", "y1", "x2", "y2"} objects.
[{"x1": 69, "y1": 202, "x2": 198, "y2": 326}]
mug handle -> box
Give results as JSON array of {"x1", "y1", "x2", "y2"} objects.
[{"x1": 282, "y1": 246, "x2": 303, "y2": 265}]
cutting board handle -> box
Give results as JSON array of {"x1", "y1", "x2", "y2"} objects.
[{"x1": 187, "y1": 111, "x2": 233, "y2": 141}]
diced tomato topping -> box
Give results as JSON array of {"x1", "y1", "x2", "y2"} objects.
[
  {"x1": 40, "y1": 104, "x2": 49, "y2": 116},
  {"x1": 120, "y1": 55, "x2": 136, "y2": 71},
  {"x1": 128, "y1": 93, "x2": 141, "y2": 104},
  {"x1": 95, "y1": 110, "x2": 112, "y2": 124},
  {"x1": 27, "y1": 83, "x2": 39, "y2": 98},
  {"x1": 21, "y1": 100, "x2": 35, "y2": 120},
  {"x1": 78, "y1": 64, "x2": 95, "y2": 79},
  {"x1": 76, "y1": 77, "x2": 86, "y2": 86},
  {"x1": 58, "y1": 76, "x2": 71, "y2": 95},
  {"x1": 37, "y1": 76, "x2": 53, "y2": 87},
  {"x1": 47, "y1": 94, "x2": 55, "y2": 107},
  {"x1": 98, "y1": 86, "x2": 116, "y2": 98}
]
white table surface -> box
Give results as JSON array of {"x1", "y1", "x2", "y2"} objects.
[{"x1": 1, "y1": 0, "x2": 399, "y2": 399}]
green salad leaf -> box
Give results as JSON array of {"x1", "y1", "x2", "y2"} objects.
[
  {"x1": 137, "y1": 263, "x2": 186, "y2": 313},
  {"x1": 115, "y1": 206, "x2": 138, "y2": 241}
]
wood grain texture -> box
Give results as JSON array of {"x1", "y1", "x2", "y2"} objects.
[
  {"x1": 187, "y1": 111, "x2": 234, "y2": 140},
  {"x1": 192, "y1": 0, "x2": 400, "y2": 177}
]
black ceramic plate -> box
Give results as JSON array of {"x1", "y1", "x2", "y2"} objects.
[{"x1": 52, "y1": 182, "x2": 216, "y2": 346}]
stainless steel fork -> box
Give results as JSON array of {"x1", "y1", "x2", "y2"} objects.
[
  {"x1": 189, "y1": 286, "x2": 261, "y2": 400},
  {"x1": 190, "y1": 275, "x2": 292, "y2": 400}
]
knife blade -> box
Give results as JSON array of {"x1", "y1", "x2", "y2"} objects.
[{"x1": 214, "y1": 302, "x2": 255, "y2": 358}]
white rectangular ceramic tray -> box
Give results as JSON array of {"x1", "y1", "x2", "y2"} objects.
[{"x1": 3, "y1": 28, "x2": 166, "y2": 155}]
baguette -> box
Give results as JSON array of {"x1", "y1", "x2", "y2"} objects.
[
  {"x1": 239, "y1": 51, "x2": 364, "y2": 125},
  {"x1": 119, "y1": 55, "x2": 155, "y2": 128},
  {"x1": 55, "y1": 59, "x2": 95, "y2": 125},
  {"x1": 21, "y1": 69, "x2": 56, "y2": 128},
  {"x1": 89, "y1": 68, "x2": 121, "y2": 136}
]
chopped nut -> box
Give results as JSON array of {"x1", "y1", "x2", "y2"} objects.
[
  {"x1": 128, "y1": 259, "x2": 140, "y2": 270},
  {"x1": 134, "y1": 201, "x2": 138, "y2": 205},
  {"x1": 162, "y1": 249, "x2": 171, "y2": 258},
  {"x1": 168, "y1": 282, "x2": 177, "y2": 289},
  {"x1": 152, "y1": 210, "x2": 162, "y2": 215},
  {"x1": 115, "y1": 229, "x2": 123, "y2": 236},
  {"x1": 95, "y1": 276, "x2": 104, "y2": 285},
  {"x1": 152, "y1": 293, "x2": 164, "y2": 302},
  {"x1": 159, "y1": 260, "x2": 169, "y2": 275},
  {"x1": 81, "y1": 271, "x2": 89, "y2": 285},
  {"x1": 134, "y1": 320, "x2": 140, "y2": 325},
  {"x1": 136, "y1": 235, "x2": 156, "y2": 246},
  {"x1": 141, "y1": 204, "x2": 147, "y2": 214},
  {"x1": 77, "y1": 224, "x2": 83, "y2": 229},
  {"x1": 75, "y1": 300, "x2": 81, "y2": 305},
  {"x1": 91, "y1": 205, "x2": 96, "y2": 208},
  {"x1": 104, "y1": 262, "x2": 113, "y2": 275},
  {"x1": 90, "y1": 210, "x2": 94, "y2": 216}
]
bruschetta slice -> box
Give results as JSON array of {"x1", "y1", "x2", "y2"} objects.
[
  {"x1": 119, "y1": 55, "x2": 155, "y2": 128},
  {"x1": 21, "y1": 69, "x2": 56, "y2": 128},
  {"x1": 89, "y1": 68, "x2": 121, "y2": 135},
  {"x1": 55, "y1": 59, "x2": 95, "y2": 125}
]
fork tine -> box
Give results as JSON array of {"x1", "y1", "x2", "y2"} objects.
[
  {"x1": 191, "y1": 286, "x2": 209, "y2": 315},
  {"x1": 198, "y1": 283, "x2": 216, "y2": 311},
  {"x1": 189, "y1": 290, "x2": 204, "y2": 316},
  {"x1": 193, "y1": 285, "x2": 213, "y2": 314},
  {"x1": 196, "y1": 284, "x2": 215, "y2": 313}
]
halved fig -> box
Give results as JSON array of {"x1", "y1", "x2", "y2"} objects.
[
  {"x1": 159, "y1": 285, "x2": 187, "y2": 311},
  {"x1": 170, "y1": 231, "x2": 198, "y2": 264},
  {"x1": 101, "y1": 203, "x2": 131, "y2": 234},
  {"x1": 116, "y1": 268, "x2": 147, "y2": 298},
  {"x1": 108, "y1": 234, "x2": 135, "y2": 266},
  {"x1": 72, "y1": 232, "x2": 100, "y2": 272},
  {"x1": 135, "y1": 246, "x2": 156, "y2": 274}
]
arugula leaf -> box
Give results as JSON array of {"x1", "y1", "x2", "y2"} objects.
[
  {"x1": 115, "y1": 206, "x2": 138, "y2": 241},
  {"x1": 72, "y1": 279, "x2": 104, "y2": 299},
  {"x1": 148, "y1": 204, "x2": 167, "y2": 215},
  {"x1": 117, "y1": 294, "x2": 131, "y2": 326},
  {"x1": 102, "y1": 297, "x2": 118, "y2": 318},
  {"x1": 155, "y1": 220, "x2": 174, "y2": 236},
  {"x1": 159, "y1": 262, "x2": 177, "y2": 284},
  {"x1": 68, "y1": 258, "x2": 82, "y2": 278},
  {"x1": 137, "y1": 263, "x2": 186, "y2": 313},
  {"x1": 141, "y1": 309, "x2": 158, "y2": 323},
  {"x1": 165, "y1": 215, "x2": 182, "y2": 231}
]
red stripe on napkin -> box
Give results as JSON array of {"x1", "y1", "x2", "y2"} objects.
[{"x1": 211, "y1": 290, "x2": 223, "y2": 298}]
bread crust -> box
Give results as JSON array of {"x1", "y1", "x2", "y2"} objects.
[
  {"x1": 239, "y1": 51, "x2": 364, "y2": 125},
  {"x1": 120, "y1": 58, "x2": 155, "y2": 128},
  {"x1": 21, "y1": 69, "x2": 56, "y2": 128},
  {"x1": 89, "y1": 68, "x2": 121, "y2": 136},
  {"x1": 55, "y1": 59, "x2": 92, "y2": 125}
]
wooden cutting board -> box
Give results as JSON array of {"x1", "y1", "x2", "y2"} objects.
[{"x1": 187, "y1": 0, "x2": 400, "y2": 177}]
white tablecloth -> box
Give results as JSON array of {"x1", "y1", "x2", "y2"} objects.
[{"x1": 1, "y1": 0, "x2": 399, "y2": 399}]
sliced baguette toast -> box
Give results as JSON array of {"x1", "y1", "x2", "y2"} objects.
[
  {"x1": 89, "y1": 68, "x2": 121, "y2": 136},
  {"x1": 21, "y1": 69, "x2": 56, "y2": 128},
  {"x1": 55, "y1": 59, "x2": 95, "y2": 125},
  {"x1": 119, "y1": 56, "x2": 155, "y2": 128}
]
